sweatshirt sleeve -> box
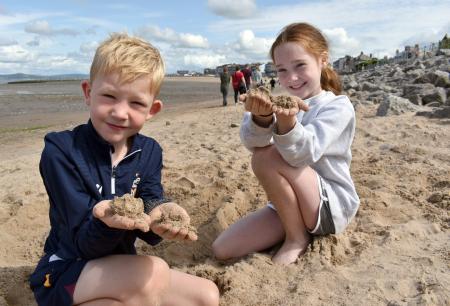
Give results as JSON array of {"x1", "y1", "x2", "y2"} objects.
[
  {"x1": 239, "y1": 111, "x2": 276, "y2": 151},
  {"x1": 273, "y1": 97, "x2": 355, "y2": 168},
  {"x1": 40, "y1": 136, "x2": 126, "y2": 259}
]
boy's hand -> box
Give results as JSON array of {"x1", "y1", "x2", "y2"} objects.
[
  {"x1": 148, "y1": 202, "x2": 198, "y2": 241},
  {"x1": 93, "y1": 200, "x2": 151, "y2": 232}
]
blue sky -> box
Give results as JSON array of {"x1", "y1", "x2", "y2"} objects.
[{"x1": 0, "y1": 0, "x2": 449, "y2": 75}]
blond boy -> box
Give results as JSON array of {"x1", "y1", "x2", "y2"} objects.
[{"x1": 29, "y1": 33, "x2": 219, "y2": 306}]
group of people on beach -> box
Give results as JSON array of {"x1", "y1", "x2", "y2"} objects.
[{"x1": 30, "y1": 22, "x2": 359, "y2": 306}]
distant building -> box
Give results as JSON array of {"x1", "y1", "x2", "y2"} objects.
[
  {"x1": 203, "y1": 68, "x2": 216, "y2": 75},
  {"x1": 333, "y1": 55, "x2": 354, "y2": 73},
  {"x1": 264, "y1": 62, "x2": 276, "y2": 77},
  {"x1": 176, "y1": 70, "x2": 189, "y2": 76}
]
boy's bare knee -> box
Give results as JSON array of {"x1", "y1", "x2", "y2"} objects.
[
  {"x1": 199, "y1": 280, "x2": 220, "y2": 306},
  {"x1": 139, "y1": 256, "x2": 170, "y2": 298}
]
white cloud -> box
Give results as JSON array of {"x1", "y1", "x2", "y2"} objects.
[
  {"x1": 79, "y1": 41, "x2": 98, "y2": 54},
  {"x1": 237, "y1": 30, "x2": 271, "y2": 53},
  {"x1": 323, "y1": 28, "x2": 360, "y2": 59},
  {"x1": 208, "y1": 0, "x2": 450, "y2": 60},
  {"x1": 0, "y1": 45, "x2": 33, "y2": 63},
  {"x1": 26, "y1": 37, "x2": 40, "y2": 47},
  {"x1": 136, "y1": 25, "x2": 209, "y2": 48},
  {"x1": 25, "y1": 20, "x2": 79, "y2": 36},
  {"x1": 207, "y1": 0, "x2": 256, "y2": 19},
  {"x1": 0, "y1": 12, "x2": 49, "y2": 27},
  {"x1": 183, "y1": 53, "x2": 226, "y2": 68},
  {"x1": 0, "y1": 37, "x2": 18, "y2": 46}
]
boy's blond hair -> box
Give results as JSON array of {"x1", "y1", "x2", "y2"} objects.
[{"x1": 90, "y1": 33, "x2": 165, "y2": 96}]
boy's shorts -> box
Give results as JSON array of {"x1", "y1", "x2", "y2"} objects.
[
  {"x1": 267, "y1": 173, "x2": 336, "y2": 235},
  {"x1": 29, "y1": 254, "x2": 87, "y2": 306}
]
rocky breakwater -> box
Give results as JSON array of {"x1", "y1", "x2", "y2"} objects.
[{"x1": 341, "y1": 53, "x2": 450, "y2": 118}]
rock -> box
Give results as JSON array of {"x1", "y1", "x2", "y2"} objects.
[{"x1": 376, "y1": 94, "x2": 421, "y2": 116}]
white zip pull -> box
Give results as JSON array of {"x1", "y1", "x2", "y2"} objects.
[{"x1": 111, "y1": 166, "x2": 116, "y2": 195}]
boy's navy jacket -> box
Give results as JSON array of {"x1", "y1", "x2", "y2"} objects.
[{"x1": 40, "y1": 120, "x2": 163, "y2": 261}]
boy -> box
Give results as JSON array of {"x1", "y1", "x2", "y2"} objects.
[{"x1": 29, "y1": 33, "x2": 219, "y2": 306}]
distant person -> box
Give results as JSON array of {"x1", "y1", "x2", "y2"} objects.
[
  {"x1": 213, "y1": 22, "x2": 359, "y2": 265},
  {"x1": 231, "y1": 65, "x2": 246, "y2": 104},
  {"x1": 242, "y1": 64, "x2": 252, "y2": 89},
  {"x1": 270, "y1": 77, "x2": 276, "y2": 91},
  {"x1": 29, "y1": 33, "x2": 219, "y2": 306},
  {"x1": 252, "y1": 66, "x2": 263, "y2": 88},
  {"x1": 219, "y1": 66, "x2": 231, "y2": 106}
]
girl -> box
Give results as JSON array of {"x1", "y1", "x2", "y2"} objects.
[{"x1": 212, "y1": 23, "x2": 360, "y2": 265}]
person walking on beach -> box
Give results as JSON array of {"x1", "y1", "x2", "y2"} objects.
[
  {"x1": 29, "y1": 33, "x2": 219, "y2": 306},
  {"x1": 219, "y1": 66, "x2": 231, "y2": 106},
  {"x1": 213, "y1": 22, "x2": 359, "y2": 265},
  {"x1": 252, "y1": 66, "x2": 263, "y2": 88},
  {"x1": 270, "y1": 77, "x2": 276, "y2": 91},
  {"x1": 232, "y1": 65, "x2": 246, "y2": 104},
  {"x1": 242, "y1": 64, "x2": 252, "y2": 89}
]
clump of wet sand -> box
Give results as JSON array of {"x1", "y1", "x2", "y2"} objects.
[
  {"x1": 247, "y1": 86, "x2": 298, "y2": 109},
  {"x1": 111, "y1": 194, "x2": 197, "y2": 235},
  {"x1": 155, "y1": 204, "x2": 198, "y2": 235},
  {"x1": 111, "y1": 193, "x2": 146, "y2": 219}
]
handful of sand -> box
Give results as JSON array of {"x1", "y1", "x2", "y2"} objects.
[
  {"x1": 246, "y1": 86, "x2": 301, "y2": 110},
  {"x1": 110, "y1": 194, "x2": 197, "y2": 237}
]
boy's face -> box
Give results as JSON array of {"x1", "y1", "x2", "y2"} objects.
[
  {"x1": 274, "y1": 42, "x2": 325, "y2": 100},
  {"x1": 82, "y1": 72, "x2": 161, "y2": 149}
]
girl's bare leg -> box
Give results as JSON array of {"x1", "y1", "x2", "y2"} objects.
[
  {"x1": 251, "y1": 146, "x2": 321, "y2": 264},
  {"x1": 212, "y1": 206, "x2": 285, "y2": 260}
]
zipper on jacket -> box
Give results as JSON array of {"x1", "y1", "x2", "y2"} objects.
[
  {"x1": 110, "y1": 149, "x2": 142, "y2": 196},
  {"x1": 111, "y1": 166, "x2": 116, "y2": 195}
]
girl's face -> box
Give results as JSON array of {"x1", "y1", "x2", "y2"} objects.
[{"x1": 273, "y1": 41, "x2": 326, "y2": 99}]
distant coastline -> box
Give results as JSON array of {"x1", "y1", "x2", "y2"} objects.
[{"x1": 0, "y1": 73, "x2": 89, "y2": 84}]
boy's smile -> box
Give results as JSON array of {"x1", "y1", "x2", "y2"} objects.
[{"x1": 82, "y1": 73, "x2": 161, "y2": 153}]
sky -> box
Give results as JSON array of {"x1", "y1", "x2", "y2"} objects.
[{"x1": 0, "y1": 0, "x2": 449, "y2": 75}]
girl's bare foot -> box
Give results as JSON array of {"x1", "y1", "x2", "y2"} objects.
[{"x1": 272, "y1": 238, "x2": 311, "y2": 265}]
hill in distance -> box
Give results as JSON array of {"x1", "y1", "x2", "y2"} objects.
[{"x1": 0, "y1": 73, "x2": 89, "y2": 84}]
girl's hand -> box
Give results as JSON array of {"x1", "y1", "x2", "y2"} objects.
[
  {"x1": 273, "y1": 97, "x2": 309, "y2": 134},
  {"x1": 273, "y1": 96, "x2": 309, "y2": 117},
  {"x1": 93, "y1": 200, "x2": 151, "y2": 232},
  {"x1": 240, "y1": 90, "x2": 273, "y2": 117},
  {"x1": 148, "y1": 202, "x2": 198, "y2": 241}
]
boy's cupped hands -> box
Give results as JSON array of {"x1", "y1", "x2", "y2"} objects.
[{"x1": 93, "y1": 200, "x2": 197, "y2": 241}]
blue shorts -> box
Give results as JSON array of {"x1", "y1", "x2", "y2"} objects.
[{"x1": 29, "y1": 254, "x2": 87, "y2": 306}]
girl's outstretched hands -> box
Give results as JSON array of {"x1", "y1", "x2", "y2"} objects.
[
  {"x1": 148, "y1": 202, "x2": 198, "y2": 241},
  {"x1": 93, "y1": 200, "x2": 151, "y2": 232}
]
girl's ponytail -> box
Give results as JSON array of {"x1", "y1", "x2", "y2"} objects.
[{"x1": 321, "y1": 65, "x2": 341, "y2": 95}]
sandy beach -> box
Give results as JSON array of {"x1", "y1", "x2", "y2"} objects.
[{"x1": 0, "y1": 77, "x2": 449, "y2": 305}]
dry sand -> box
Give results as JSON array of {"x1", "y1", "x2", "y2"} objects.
[{"x1": 0, "y1": 78, "x2": 449, "y2": 305}]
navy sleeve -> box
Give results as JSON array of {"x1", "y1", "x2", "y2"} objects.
[
  {"x1": 134, "y1": 140, "x2": 165, "y2": 245},
  {"x1": 136, "y1": 140, "x2": 164, "y2": 203},
  {"x1": 41, "y1": 136, "x2": 126, "y2": 259}
]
